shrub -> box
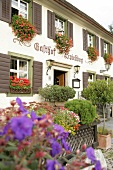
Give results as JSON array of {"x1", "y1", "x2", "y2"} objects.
[
  {"x1": 38, "y1": 85, "x2": 76, "y2": 102},
  {"x1": 64, "y1": 99, "x2": 98, "y2": 125}
]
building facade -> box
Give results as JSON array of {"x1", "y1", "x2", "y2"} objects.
[{"x1": 0, "y1": 0, "x2": 113, "y2": 108}]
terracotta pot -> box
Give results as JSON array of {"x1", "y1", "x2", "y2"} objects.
[
  {"x1": 10, "y1": 88, "x2": 31, "y2": 94},
  {"x1": 98, "y1": 134, "x2": 111, "y2": 150}
]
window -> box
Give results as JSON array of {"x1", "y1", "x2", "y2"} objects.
[
  {"x1": 10, "y1": 58, "x2": 28, "y2": 79},
  {"x1": 11, "y1": 0, "x2": 28, "y2": 19},
  {"x1": 105, "y1": 76, "x2": 109, "y2": 82},
  {"x1": 55, "y1": 17, "x2": 65, "y2": 34},
  {"x1": 83, "y1": 29, "x2": 99, "y2": 52},
  {"x1": 88, "y1": 33, "x2": 94, "y2": 47},
  {"x1": 104, "y1": 42, "x2": 108, "y2": 54},
  {"x1": 47, "y1": 10, "x2": 73, "y2": 40},
  {"x1": 88, "y1": 73, "x2": 95, "y2": 82}
]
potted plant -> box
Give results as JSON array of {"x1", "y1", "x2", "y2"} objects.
[
  {"x1": 10, "y1": 76, "x2": 31, "y2": 94},
  {"x1": 54, "y1": 33, "x2": 73, "y2": 54},
  {"x1": 38, "y1": 85, "x2": 76, "y2": 106},
  {"x1": 97, "y1": 126, "x2": 112, "y2": 149},
  {"x1": 103, "y1": 53, "x2": 113, "y2": 64},
  {"x1": 12, "y1": 14, "x2": 37, "y2": 42},
  {"x1": 87, "y1": 46, "x2": 99, "y2": 62},
  {"x1": 82, "y1": 79, "x2": 113, "y2": 149}
]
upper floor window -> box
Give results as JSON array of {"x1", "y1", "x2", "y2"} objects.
[
  {"x1": 88, "y1": 34, "x2": 94, "y2": 47},
  {"x1": 55, "y1": 17, "x2": 65, "y2": 34},
  {"x1": 83, "y1": 29, "x2": 99, "y2": 52},
  {"x1": 11, "y1": 0, "x2": 28, "y2": 19},
  {"x1": 104, "y1": 42, "x2": 108, "y2": 54},
  {"x1": 10, "y1": 58, "x2": 28, "y2": 79},
  {"x1": 47, "y1": 10, "x2": 73, "y2": 41}
]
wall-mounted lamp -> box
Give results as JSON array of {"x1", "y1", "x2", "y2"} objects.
[
  {"x1": 46, "y1": 59, "x2": 54, "y2": 75},
  {"x1": 100, "y1": 63, "x2": 111, "y2": 73},
  {"x1": 74, "y1": 65, "x2": 80, "y2": 78}
]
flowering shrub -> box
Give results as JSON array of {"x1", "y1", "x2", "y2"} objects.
[
  {"x1": 53, "y1": 107, "x2": 80, "y2": 135},
  {"x1": 0, "y1": 98, "x2": 103, "y2": 169},
  {"x1": 87, "y1": 46, "x2": 99, "y2": 62},
  {"x1": 12, "y1": 15, "x2": 37, "y2": 42},
  {"x1": 10, "y1": 76, "x2": 31, "y2": 89},
  {"x1": 54, "y1": 33, "x2": 73, "y2": 54},
  {"x1": 103, "y1": 53, "x2": 113, "y2": 64}
]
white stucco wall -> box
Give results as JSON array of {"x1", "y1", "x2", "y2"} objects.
[{"x1": 0, "y1": 2, "x2": 113, "y2": 108}]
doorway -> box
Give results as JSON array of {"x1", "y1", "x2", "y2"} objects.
[{"x1": 54, "y1": 70, "x2": 66, "y2": 86}]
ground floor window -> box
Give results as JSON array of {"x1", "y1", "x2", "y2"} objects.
[{"x1": 10, "y1": 58, "x2": 28, "y2": 79}]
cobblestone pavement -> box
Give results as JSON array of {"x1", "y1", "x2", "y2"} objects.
[
  {"x1": 98, "y1": 118, "x2": 113, "y2": 170},
  {"x1": 102, "y1": 146, "x2": 113, "y2": 170}
]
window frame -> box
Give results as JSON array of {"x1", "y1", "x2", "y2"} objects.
[
  {"x1": 8, "y1": 51, "x2": 33, "y2": 96},
  {"x1": 55, "y1": 15, "x2": 67, "y2": 35},
  {"x1": 104, "y1": 41, "x2": 109, "y2": 54},
  {"x1": 10, "y1": 57, "x2": 29, "y2": 79},
  {"x1": 11, "y1": 0, "x2": 28, "y2": 19},
  {"x1": 88, "y1": 33, "x2": 94, "y2": 47}
]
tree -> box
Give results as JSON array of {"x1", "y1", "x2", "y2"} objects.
[
  {"x1": 108, "y1": 24, "x2": 113, "y2": 34},
  {"x1": 82, "y1": 79, "x2": 113, "y2": 133}
]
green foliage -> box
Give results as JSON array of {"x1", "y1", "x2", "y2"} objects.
[
  {"x1": 98, "y1": 126, "x2": 112, "y2": 135},
  {"x1": 87, "y1": 46, "x2": 99, "y2": 62},
  {"x1": 108, "y1": 24, "x2": 113, "y2": 34},
  {"x1": 82, "y1": 79, "x2": 113, "y2": 105},
  {"x1": 53, "y1": 108, "x2": 80, "y2": 135},
  {"x1": 38, "y1": 85, "x2": 76, "y2": 102},
  {"x1": 64, "y1": 99, "x2": 97, "y2": 125},
  {"x1": 54, "y1": 33, "x2": 73, "y2": 54}
]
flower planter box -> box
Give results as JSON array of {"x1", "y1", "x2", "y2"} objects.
[
  {"x1": 60, "y1": 121, "x2": 99, "y2": 161},
  {"x1": 10, "y1": 88, "x2": 31, "y2": 94}
]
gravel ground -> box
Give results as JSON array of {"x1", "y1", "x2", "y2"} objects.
[
  {"x1": 98, "y1": 118, "x2": 113, "y2": 170},
  {"x1": 102, "y1": 146, "x2": 113, "y2": 170}
]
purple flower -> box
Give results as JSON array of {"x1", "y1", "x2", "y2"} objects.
[
  {"x1": 11, "y1": 116, "x2": 33, "y2": 141},
  {"x1": 0, "y1": 123, "x2": 10, "y2": 136},
  {"x1": 46, "y1": 160, "x2": 65, "y2": 170},
  {"x1": 16, "y1": 97, "x2": 28, "y2": 114},
  {"x1": 61, "y1": 139, "x2": 71, "y2": 151},
  {"x1": 30, "y1": 111, "x2": 37, "y2": 121},
  {"x1": 95, "y1": 160, "x2": 102, "y2": 170},
  {"x1": 54, "y1": 124, "x2": 69, "y2": 140},
  {"x1": 50, "y1": 141, "x2": 62, "y2": 157},
  {"x1": 86, "y1": 147, "x2": 96, "y2": 163}
]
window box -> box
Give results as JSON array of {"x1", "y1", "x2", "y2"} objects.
[{"x1": 10, "y1": 88, "x2": 31, "y2": 94}]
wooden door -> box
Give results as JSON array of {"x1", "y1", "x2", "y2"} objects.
[{"x1": 57, "y1": 74, "x2": 65, "y2": 86}]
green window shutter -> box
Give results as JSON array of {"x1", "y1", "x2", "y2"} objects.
[
  {"x1": 83, "y1": 72, "x2": 89, "y2": 88},
  {"x1": 0, "y1": 0, "x2": 11, "y2": 23},
  {"x1": 83, "y1": 29, "x2": 88, "y2": 51},
  {"x1": 101, "y1": 38, "x2": 104, "y2": 57},
  {"x1": 33, "y1": 2, "x2": 42, "y2": 34},
  {"x1": 47, "y1": 10, "x2": 55, "y2": 39},
  {"x1": 0, "y1": 53, "x2": 10, "y2": 93},
  {"x1": 33, "y1": 61, "x2": 43, "y2": 94}
]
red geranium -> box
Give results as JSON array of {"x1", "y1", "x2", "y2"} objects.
[{"x1": 10, "y1": 76, "x2": 31, "y2": 89}]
